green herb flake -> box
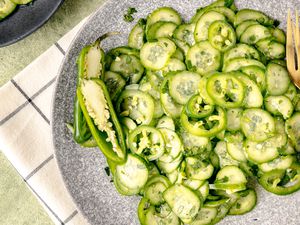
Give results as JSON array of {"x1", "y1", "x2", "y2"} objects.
[
  {"x1": 104, "y1": 167, "x2": 110, "y2": 176},
  {"x1": 217, "y1": 176, "x2": 229, "y2": 183},
  {"x1": 124, "y1": 7, "x2": 137, "y2": 22},
  {"x1": 236, "y1": 202, "x2": 241, "y2": 209}
]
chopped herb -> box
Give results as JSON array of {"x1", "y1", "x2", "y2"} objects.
[
  {"x1": 124, "y1": 7, "x2": 137, "y2": 22},
  {"x1": 104, "y1": 166, "x2": 110, "y2": 176},
  {"x1": 236, "y1": 202, "x2": 241, "y2": 209},
  {"x1": 273, "y1": 19, "x2": 280, "y2": 27},
  {"x1": 217, "y1": 176, "x2": 229, "y2": 183}
]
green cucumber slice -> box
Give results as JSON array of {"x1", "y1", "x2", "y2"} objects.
[
  {"x1": 186, "y1": 41, "x2": 221, "y2": 75},
  {"x1": 266, "y1": 63, "x2": 290, "y2": 96},
  {"x1": 240, "y1": 24, "x2": 272, "y2": 44},
  {"x1": 229, "y1": 189, "x2": 257, "y2": 215},
  {"x1": 163, "y1": 184, "x2": 201, "y2": 224},
  {"x1": 169, "y1": 71, "x2": 201, "y2": 105},
  {"x1": 241, "y1": 109, "x2": 275, "y2": 142},
  {"x1": 194, "y1": 11, "x2": 226, "y2": 42}
]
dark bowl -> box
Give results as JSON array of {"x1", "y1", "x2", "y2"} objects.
[{"x1": 0, "y1": 0, "x2": 64, "y2": 47}]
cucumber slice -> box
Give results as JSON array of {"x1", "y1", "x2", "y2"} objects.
[
  {"x1": 103, "y1": 71, "x2": 126, "y2": 101},
  {"x1": 245, "y1": 135, "x2": 284, "y2": 164},
  {"x1": 191, "y1": 0, "x2": 236, "y2": 23},
  {"x1": 234, "y1": 9, "x2": 273, "y2": 27},
  {"x1": 190, "y1": 207, "x2": 217, "y2": 225},
  {"x1": 128, "y1": 19, "x2": 145, "y2": 49},
  {"x1": 227, "y1": 140, "x2": 247, "y2": 162},
  {"x1": 163, "y1": 184, "x2": 201, "y2": 224},
  {"x1": 172, "y1": 48, "x2": 185, "y2": 61},
  {"x1": 159, "y1": 128, "x2": 182, "y2": 163},
  {"x1": 259, "y1": 155, "x2": 295, "y2": 173},
  {"x1": 284, "y1": 83, "x2": 297, "y2": 103},
  {"x1": 214, "y1": 141, "x2": 239, "y2": 168},
  {"x1": 156, "y1": 116, "x2": 175, "y2": 131},
  {"x1": 207, "y1": 6, "x2": 235, "y2": 23},
  {"x1": 192, "y1": 6, "x2": 235, "y2": 24},
  {"x1": 184, "y1": 179, "x2": 205, "y2": 191},
  {"x1": 194, "y1": 11, "x2": 226, "y2": 42},
  {"x1": 256, "y1": 38, "x2": 285, "y2": 59},
  {"x1": 157, "y1": 154, "x2": 183, "y2": 173},
  {"x1": 166, "y1": 168, "x2": 179, "y2": 184},
  {"x1": 140, "y1": 38, "x2": 176, "y2": 70},
  {"x1": 270, "y1": 59, "x2": 287, "y2": 67},
  {"x1": 265, "y1": 95, "x2": 294, "y2": 119},
  {"x1": 270, "y1": 27, "x2": 286, "y2": 44},
  {"x1": 240, "y1": 24, "x2": 272, "y2": 44},
  {"x1": 0, "y1": 0, "x2": 16, "y2": 20},
  {"x1": 285, "y1": 113, "x2": 300, "y2": 151},
  {"x1": 238, "y1": 73, "x2": 263, "y2": 108},
  {"x1": 226, "y1": 108, "x2": 243, "y2": 132},
  {"x1": 215, "y1": 165, "x2": 247, "y2": 184},
  {"x1": 160, "y1": 92, "x2": 183, "y2": 118},
  {"x1": 173, "y1": 23, "x2": 196, "y2": 46},
  {"x1": 147, "y1": 22, "x2": 177, "y2": 40},
  {"x1": 210, "y1": 197, "x2": 238, "y2": 223},
  {"x1": 240, "y1": 66, "x2": 266, "y2": 92},
  {"x1": 147, "y1": 21, "x2": 165, "y2": 40},
  {"x1": 229, "y1": 189, "x2": 257, "y2": 215},
  {"x1": 185, "y1": 157, "x2": 214, "y2": 180},
  {"x1": 144, "y1": 205, "x2": 181, "y2": 225},
  {"x1": 144, "y1": 175, "x2": 171, "y2": 205},
  {"x1": 198, "y1": 181, "x2": 209, "y2": 201},
  {"x1": 173, "y1": 38, "x2": 190, "y2": 56},
  {"x1": 155, "y1": 22, "x2": 177, "y2": 39},
  {"x1": 205, "y1": 198, "x2": 229, "y2": 208},
  {"x1": 223, "y1": 58, "x2": 265, "y2": 72},
  {"x1": 186, "y1": 41, "x2": 221, "y2": 74},
  {"x1": 198, "y1": 73, "x2": 215, "y2": 105},
  {"x1": 115, "y1": 154, "x2": 148, "y2": 194},
  {"x1": 266, "y1": 63, "x2": 290, "y2": 96},
  {"x1": 110, "y1": 54, "x2": 144, "y2": 84},
  {"x1": 241, "y1": 109, "x2": 275, "y2": 142},
  {"x1": 146, "y1": 7, "x2": 182, "y2": 28},
  {"x1": 161, "y1": 58, "x2": 186, "y2": 74},
  {"x1": 236, "y1": 20, "x2": 259, "y2": 39},
  {"x1": 215, "y1": 165, "x2": 247, "y2": 192},
  {"x1": 223, "y1": 43, "x2": 261, "y2": 62},
  {"x1": 169, "y1": 71, "x2": 201, "y2": 105},
  {"x1": 180, "y1": 128, "x2": 211, "y2": 157},
  {"x1": 160, "y1": 75, "x2": 183, "y2": 118},
  {"x1": 116, "y1": 89, "x2": 155, "y2": 125},
  {"x1": 114, "y1": 175, "x2": 140, "y2": 196}
]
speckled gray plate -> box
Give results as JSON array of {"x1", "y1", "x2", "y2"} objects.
[{"x1": 52, "y1": 0, "x2": 300, "y2": 224}]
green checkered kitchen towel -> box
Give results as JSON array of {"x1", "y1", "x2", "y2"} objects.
[{"x1": 0, "y1": 18, "x2": 90, "y2": 225}]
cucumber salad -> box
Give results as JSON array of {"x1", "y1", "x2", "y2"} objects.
[
  {"x1": 69, "y1": 0, "x2": 300, "y2": 224},
  {"x1": 0, "y1": 0, "x2": 33, "y2": 20}
]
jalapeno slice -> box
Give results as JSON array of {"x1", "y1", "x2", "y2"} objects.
[
  {"x1": 208, "y1": 20, "x2": 236, "y2": 52},
  {"x1": 116, "y1": 89, "x2": 155, "y2": 125},
  {"x1": 207, "y1": 73, "x2": 245, "y2": 108},
  {"x1": 181, "y1": 106, "x2": 226, "y2": 137},
  {"x1": 186, "y1": 95, "x2": 215, "y2": 119},
  {"x1": 128, "y1": 126, "x2": 165, "y2": 161},
  {"x1": 259, "y1": 163, "x2": 300, "y2": 195}
]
